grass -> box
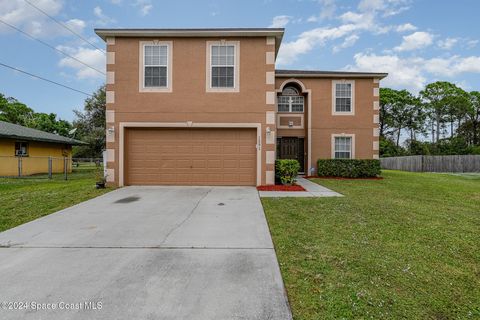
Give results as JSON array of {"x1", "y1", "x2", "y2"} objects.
[
  {"x1": 262, "y1": 170, "x2": 480, "y2": 319},
  {"x1": 0, "y1": 164, "x2": 113, "y2": 233}
]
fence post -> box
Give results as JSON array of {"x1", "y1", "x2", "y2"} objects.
[
  {"x1": 18, "y1": 156, "x2": 22, "y2": 177},
  {"x1": 48, "y1": 157, "x2": 52, "y2": 179},
  {"x1": 64, "y1": 157, "x2": 68, "y2": 180}
]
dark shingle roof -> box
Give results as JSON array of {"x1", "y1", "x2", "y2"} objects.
[
  {"x1": 0, "y1": 121, "x2": 86, "y2": 145},
  {"x1": 276, "y1": 69, "x2": 388, "y2": 78}
]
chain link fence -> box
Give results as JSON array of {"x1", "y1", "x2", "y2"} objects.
[{"x1": 0, "y1": 156, "x2": 103, "y2": 180}]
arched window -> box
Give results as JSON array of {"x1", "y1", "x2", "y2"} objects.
[{"x1": 278, "y1": 86, "x2": 304, "y2": 112}]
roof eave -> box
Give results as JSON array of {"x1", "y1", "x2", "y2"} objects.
[
  {"x1": 0, "y1": 134, "x2": 86, "y2": 146},
  {"x1": 275, "y1": 72, "x2": 388, "y2": 79},
  {"x1": 94, "y1": 28, "x2": 285, "y2": 55}
]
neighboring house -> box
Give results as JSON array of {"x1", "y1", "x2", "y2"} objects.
[
  {"x1": 0, "y1": 121, "x2": 84, "y2": 176},
  {"x1": 95, "y1": 28, "x2": 387, "y2": 186}
]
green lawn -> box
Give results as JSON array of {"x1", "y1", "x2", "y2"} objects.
[
  {"x1": 262, "y1": 170, "x2": 480, "y2": 319},
  {"x1": 0, "y1": 165, "x2": 112, "y2": 233}
]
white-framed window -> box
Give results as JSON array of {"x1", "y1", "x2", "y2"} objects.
[
  {"x1": 277, "y1": 86, "x2": 304, "y2": 113},
  {"x1": 332, "y1": 80, "x2": 355, "y2": 115},
  {"x1": 206, "y1": 41, "x2": 239, "y2": 92},
  {"x1": 139, "y1": 41, "x2": 172, "y2": 92},
  {"x1": 211, "y1": 45, "x2": 234, "y2": 88},
  {"x1": 331, "y1": 134, "x2": 355, "y2": 159}
]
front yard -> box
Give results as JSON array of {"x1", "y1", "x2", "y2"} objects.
[
  {"x1": 0, "y1": 166, "x2": 112, "y2": 233},
  {"x1": 262, "y1": 170, "x2": 480, "y2": 319}
]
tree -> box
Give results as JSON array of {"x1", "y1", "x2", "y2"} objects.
[
  {"x1": 72, "y1": 86, "x2": 106, "y2": 158},
  {"x1": 465, "y1": 91, "x2": 480, "y2": 145},
  {"x1": 0, "y1": 94, "x2": 34, "y2": 126},
  {"x1": 380, "y1": 88, "x2": 421, "y2": 147},
  {"x1": 379, "y1": 88, "x2": 397, "y2": 139},
  {"x1": 420, "y1": 82, "x2": 466, "y2": 143},
  {"x1": 25, "y1": 112, "x2": 72, "y2": 136}
]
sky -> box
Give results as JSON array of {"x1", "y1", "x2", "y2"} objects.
[{"x1": 0, "y1": 0, "x2": 479, "y2": 122}]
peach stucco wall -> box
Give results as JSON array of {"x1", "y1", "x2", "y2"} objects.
[
  {"x1": 275, "y1": 77, "x2": 380, "y2": 174},
  {"x1": 105, "y1": 36, "x2": 276, "y2": 186}
]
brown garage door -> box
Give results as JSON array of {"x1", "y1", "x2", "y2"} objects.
[{"x1": 125, "y1": 128, "x2": 257, "y2": 186}]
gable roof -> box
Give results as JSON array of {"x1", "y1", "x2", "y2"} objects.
[
  {"x1": 276, "y1": 69, "x2": 388, "y2": 79},
  {"x1": 95, "y1": 28, "x2": 285, "y2": 56},
  {"x1": 0, "y1": 121, "x2": 86, "y2": 145}
]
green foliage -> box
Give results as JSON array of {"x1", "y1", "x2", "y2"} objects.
[
  {"x1": 405, "y1": 139, "x2": 431, "y2": 155},
  {"x1": 380, "y1": 88, "x2": 423, "y2": 146},
  {"x1": 0, "y1": 93, "x2": 72, "y2": 135},
  {"x1": 275, "y1": 159, "x2": 300, "y2": 185},
  {"x1": 420, "y1": 81, "x2": 468, "y2": 142},
  {"x1": 0, "y1": 93, "x2": 35, "y2": 126},
  {"x1": 380, "y1": 137, "x2": 406, "y2": 157},
  {"x1": 72, "y1": 86, "x2": 106, "y2": 158},
  {"x1": 317, "y1": 159, "x2": 381, "y2": 178},
  {"x1": 380, "y1": 83, "x2": 480, "y2": 156}
]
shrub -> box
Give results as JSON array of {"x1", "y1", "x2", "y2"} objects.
[
  {"x1": 317, "y1": 159, "x2": 381, "y2": 178},
  {"x1": 275, "y1": 159, "x2": 301, "y2": 185}
]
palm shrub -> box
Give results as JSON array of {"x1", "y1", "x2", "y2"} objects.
[{"x1": 275, "y1": 159, "x2": 301, "y2": 185}]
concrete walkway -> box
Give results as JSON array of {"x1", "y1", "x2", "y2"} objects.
[
  {"x1": 0, "y1": 186, "x2": 292, "y2": 320},
  {"x1": 259, "y1": 177, "x2": 343, "y2": 197}
]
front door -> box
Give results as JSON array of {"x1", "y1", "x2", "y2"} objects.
[{"x1": 277, "y1": 137, "x2": 305, "y2": 173}]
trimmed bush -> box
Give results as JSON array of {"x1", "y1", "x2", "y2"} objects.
[
  {"x1": 317, "y1": 159, "x2": 381, "y2": 178},
  {"x1": 275, "y1": 159, "x2": 301, "y2": 185}
]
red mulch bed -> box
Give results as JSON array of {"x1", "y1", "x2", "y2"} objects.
[
  {"x1": 257, "y1": 184, "x2": 306, "y2": 192},
  {"x1": 305, "y1": 175, "x2": 383, "y2": 180}
]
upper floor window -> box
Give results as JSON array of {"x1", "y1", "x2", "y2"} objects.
[
  {"x1": 206, "y1": 41, "x2": 239, "y2": 92},
  {"x1": 139, "y1": 41, "x2": 172, "y2": 92},
  {"x1": 332, "y1": 80, "x2": 355, "y2": 115},
  {"x1": 278, "y1": 86, "x2": 304, "y2": 113},
  {"x1": 211, "y1": 45, "x2": 234, "y2": 88},
  {"x1": 144, "y1": 45, "x2": 167, "y2": 87}
]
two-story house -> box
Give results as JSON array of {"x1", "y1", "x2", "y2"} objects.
[{"x1": 94, "y1": 28, "x2": 387, "y2": 187}]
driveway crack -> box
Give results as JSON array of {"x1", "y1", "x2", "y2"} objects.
[{"x1": 159, "y1": 188, "x2": 212, "y2": 245}]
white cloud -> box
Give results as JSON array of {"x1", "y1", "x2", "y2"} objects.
[
  {"x1": 133, "y1": 0, "x2": 153, "y2": 16},
  {"x1": 333, "y1": 34, "x2": 360, "y2": 53},
  {"x1": 277, "y1": 24, "x2": 358, "y2": 65},
  {"x1": 467, "y1": 39, "x2": 479, "y2": 49},
  {"x1": 308, "y1": 0, "x2": 336, "y2": 22},
  {"x1": 395, "y1": 23, "x2": 417, "y2": 32},
  {"x1": 437, "y1": 37, "x2": 458, "y2": 50},
  {"x1": 358, "y1": 0, "x2": 411, "y2": 17},
  {"x1": 394, "y1": 31, "x2": 434, "y2": 51},
  {"x1": 0, "y1": 0, "x2": 73, "y2": 37},
  {"x1": 93, "y1": 6, "x2": 115, "y2": 26},
  {"x1": 57, "y1": 45, "x2": 105, "y2": 79},
  {"x1": 269, "y1": 15, "x2": 291, "y2": 28},
  {"x1": 347, "y1": 52, "x2": 480, "y2": 91}
]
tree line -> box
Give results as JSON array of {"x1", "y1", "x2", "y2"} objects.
[
  {"x1": 0, "y1": 86, "x2": 106, "y2": 158},
  {"x1": 380, "y1": 81, "x2": 480, "y2": 157}
]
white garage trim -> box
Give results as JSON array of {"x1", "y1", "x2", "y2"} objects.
[{"x1": 119, "y1": 122, "x2": 262, "y2": 187}]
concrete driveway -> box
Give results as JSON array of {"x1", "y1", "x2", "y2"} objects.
[{"x1": 0, "y1": 186, "x2": 292, "y2": 320}]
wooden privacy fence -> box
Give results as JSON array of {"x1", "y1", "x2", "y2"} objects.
[{"x1": 380, "y1": 155, "x2": 480, "y2": 172}]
